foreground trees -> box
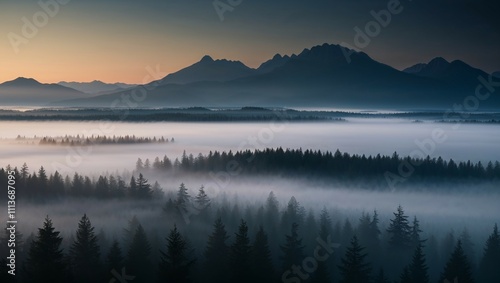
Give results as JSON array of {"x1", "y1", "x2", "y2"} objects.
[
  {"x1": 478, "y1": 224, "x2": 500, "y2": 282},
  {"x1": 7, "y1": 200, "x2": 500, "y2": 283},
  {"x1": 439, "y1": 241, "x2": 475, "y2": 283},
  {"x1": 158, "y1": 225, "x2": 195, "y2": 283},
  {"x1": 24, "y1": 217, "x2": 67, "y2": 283},
  {"x1": 338, "y1": 236, "x2": 371, "y2": 283},
  {"x1": 69, "y1": 214, "x2": 101, "y2": 283}
]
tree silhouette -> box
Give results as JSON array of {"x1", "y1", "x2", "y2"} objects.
[
  {"x1": 439, "y1": 240, "x2": 474, "y2": 283},
  {"x1": 24, "y1": 216, "x2": 67, "y2": 283},
  {"x1": 176, "y1": 183, "x2": 190, "y2": 215},
  {"x1": 135, "y1": 173, "x2": 152, "y2": 199},
  {"x1": 250, "y1": 226, "x2": 275, "y2": 283},
  {"x1": 281, "y1": 222, "x2": 305, "y2": 271},
  {"x1": 387, "y1": 205, "x2": 412, "y2": 250},
  {"x1": 125, "y1": 224, "x2": 152, "y2": 282},
  {"x1": 408, "y1": 243, "x2": 429, "y2": 283},
  {"x1": 311, "y1": 208, "x2": 333, "y2": 283},
  {"x1": 158, "y1": 225, "x2": 195, "y2": 283},
  {"x1": 106, "y1": 239, "x2": 124, "y2": 274},
  {"x1": 410, "y1": 216, "x2": 425, "y2": 249},
  {"x1": 478, "y1": 224, "x2": 500, "y2": 283},
  {"x1": 229, "y1": 220, "x2": 252, "y2": 283},
  {"x1": 204, "y1": 218, "x2": 230, "y2": 283},
  {"x1": 338, "y1": 236, "x2": 371, "y2": 283},
  {"x1": 194, "y1": 185, "x2": 210, "y2": 214},
  {"x1": 69, "y1": 214, "x2": 101, "y2": 283}
]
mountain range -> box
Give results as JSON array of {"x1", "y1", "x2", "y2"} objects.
[
  {"x1": 0, "y1": 78, "x2": 86, "y2": 105},
  {"x1": 58, "y1": 81, "x2": 137, "y2": 94},
  {"x1": 2, "y1": 44, "x2": 499, "y2": 109}
]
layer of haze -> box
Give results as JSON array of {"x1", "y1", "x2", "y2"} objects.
[{"x1": 1, "y1": 119, "x2": 500, "y2": 174}]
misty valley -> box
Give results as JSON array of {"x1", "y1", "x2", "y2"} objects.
[{"x1": 1, "y1": 112, "x2": 499, "y2": 283}]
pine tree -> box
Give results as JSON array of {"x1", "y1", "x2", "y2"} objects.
[
  {"x1": 281, "y1": 222, "x2": 305, "y2": 270},
  {"x1": 122, "y1": 215, "x2": 140, "y2": 249},
  {"x1": 459, "y1": 228, "x2": 476, "y2": 272},
  {"x1": 128, "y1": 176, "x2": 137, "y2": 197},
  {"x1": 135, "y1": 173, "x2": 152, "y2": 199},
  {"x1": 387, "y1": 205, "x2": 412, "y2": 250},
  {"x1": 251, "y1": 226, "x2": 275, "y2": 283},
  {"x1": 24, "y1": 216, "x2": 67, "y2": 283},
  {"x1": 408, "y1": 243, "x2": 429, "y2": 283},
  {"x1": 204, "y1": 218, "x2": 230, "y2": 283},
  {"x1": 176, "y1": 183, "x2": 190, "y2": 214},
  {"x1": 194, "y1": 185, "x2": 210, "y2": 212},
  {"x1": 95, "y1": 176, "x2": 109, "y2": 198},
  {"x1": 410, "y1": 216, "x2": 425, "y2": 249},
  {"x1": 158, "y1": 225, "x2": 195, "y2": 283},
  {"x1": 311, "y1": 208, "x2": 333, "y2": 283},
  {"x1": 49, "y1": 171, "x2": 65, "y2": 196},
  {"x1": 135, "y1": 158, "x2": 144, "y2": 170},
  {"x1": 478, "y1": 224, "x2": 500, "y2": 283},
  {"x1": 151, "y1": 181, "x2": 164, "y2": 199},
  {"x1": 37, "y1": 166, "x2": 48, "y2": 194},
  {"x1": 106, "y1": 239, "x2": 124, "y2": 273},
  {"x1": 441, "y1": 231, "x2": 456, "y2": 266},
  {"x1": 439, "y1": 240, "x2": 474, "y2": 283},
  {"x1": 125, "y1": 224, "x2": 152, "y2": 282},
  {"x1": 230, "y1": 220, "x2": 252, "y2": 283},
  {"x1": 338, "y1": 236, "x2": 371, "y2": 283},
  {"x1": 281, "y1": 196, "x2": 304, "y2": 231},
  {"x1": 69, "y1": 214, "x2": 101, "y2": 283}
]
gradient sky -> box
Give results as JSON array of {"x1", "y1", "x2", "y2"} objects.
[{"x1": 1, "y1": 0, "x2": 499, "y2": 84}]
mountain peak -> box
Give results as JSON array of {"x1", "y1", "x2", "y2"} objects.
[
  {"x1": 200, "y1": 55, "x2": 214, "y2": 63},
  {"x1": 428, "y1": 57, "x2": 449, "y2": 65},
  {"x1": 272, "y1": 54, "x2": 283, "y2": 60},
  {"x1": 2, "y1": 77, "x2": 41, "y2": 86}
]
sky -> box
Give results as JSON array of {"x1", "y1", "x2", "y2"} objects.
[{"x1": 0, "y1": 0, "x2": 499, "y2": 84}]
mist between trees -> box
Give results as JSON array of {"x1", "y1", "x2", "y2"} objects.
[
  {"x1": 1, "y1": 147, "x2": 499, "y2": 282},
  {"x1": 1, "y1": 187, "x2": 499, "y2": 283}
]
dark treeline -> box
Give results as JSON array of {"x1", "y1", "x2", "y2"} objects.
[
  {"x1": 1, "y1": 187, "x2": 499, "y2": 283},
  {"x1": 1, "y1": 107, "x2": 500, "y2": 122},
  {"x1": 0, "y1": 107, "x2": 340, "y2": 122},
  {"x1": 14, "y1": 134, "x2": 174, "y2": 146},
  {"x1": 0, "y1": 165, "x2": 162, "y2": 201},
  {"x1": 139, "y1": 148, "x2": 500, "y2": 184}
]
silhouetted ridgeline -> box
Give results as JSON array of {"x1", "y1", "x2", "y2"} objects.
[{"x1": 139, "y1": 148, "x2": 500, "y2": 183}]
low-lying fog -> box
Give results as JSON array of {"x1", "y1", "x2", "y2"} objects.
[
  {"x1": 1, "y1": 119, "x2": 500, "y2": 174},
  {"x1": 15, "y1": 176, "x2": 500, "y2": 256}
]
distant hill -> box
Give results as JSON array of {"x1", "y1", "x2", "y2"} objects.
[
  {"x1": 403, "y1": 57, "x2": 490, "y2": 90},
  {"x1": 0, "y1": 77, "x2": 86, "y2": 106},
  {"x1": 58, "y1": 80, "x2": 136, "y2": 94},
  {"x1": 493, "y1": 71, "x2": 500, "y2": 78},
  {"x1": 153, "y1": 55, "x2": 257, "y2": 86}
]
